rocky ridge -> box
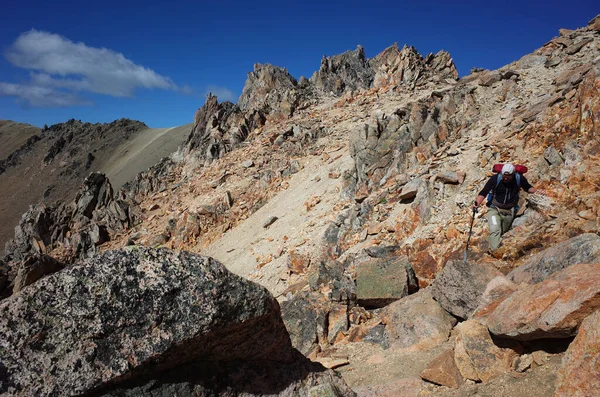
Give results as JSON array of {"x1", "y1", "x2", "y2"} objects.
[{"x1": 1, "y1": 14, "x2": 600, "y2": 397}]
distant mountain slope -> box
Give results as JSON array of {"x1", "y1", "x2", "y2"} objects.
[
  {"x1": 103, "y1": 123, "x2": 193, "y2": 189},
  {"x1": 0, "y1": 119, "x2": 191, "y2": 248},
  {"x1": 0, "y1": 120, "x2": 40, "y2": 160}
]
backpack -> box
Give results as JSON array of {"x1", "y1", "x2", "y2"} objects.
[{"x1": 486, "y1": 164, "x2": 525, "y2": 207}]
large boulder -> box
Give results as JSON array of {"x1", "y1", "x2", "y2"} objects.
[
  {"x1": 508, "y1": 233, "x2": 600, "y2": 284},
  {"x1": 555, "y1": 310, "x2": 600, "y2": 397},
  {"x1": 431, "y1": 260, "x2": 503, "y2": 319},
  {"x1": 381, "y1": 289, "x2": 457, "y2": 350},
  {"x1": 0, "y1": 248, "x2": 354, "y2": 396},
  {"x1": 453, "y1": 320, "x2": 521, "y2": 383},
  {"x1": 355, "y1": 253, "x2": 417, "y2": 308},
  {"x1": 488, "y1": 264, "x2": 600, "y2": 340}
]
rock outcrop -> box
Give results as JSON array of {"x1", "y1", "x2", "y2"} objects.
[
  {"x1": 0, "y1": 247, "x2": 355, "y2": 396},
  {"x1": 311, "y1": 45, "x2": 373, "y2": 95},
  {"x1": 1, "y1": 172, "x2": 134, "y2": 298},
  {"x1": 238, "y1": 63, "x2": 312, "y2": 117}
]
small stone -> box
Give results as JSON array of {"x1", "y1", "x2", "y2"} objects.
[
  {"x1": 532, "y1": 350, "x2": 548, "y2": 366},
  {"x1": 263, "y1": 216, "x2": 278, "y2": 229},
  {"x1": 328, "y1": 170, "x2": 341, "y2": 179},
  {"x1": 242, "y1": 160, "x2": 254, "y2": 168},
  {"x1": 513, "y1": 354, "x2": 533, "y2": 372}
]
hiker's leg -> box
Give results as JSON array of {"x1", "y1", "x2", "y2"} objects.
[
  {"x1": 486, "y1": 208, "x2": 502, "y2": 250},
  {"x1": 500, "y1": 210, "x2": 515, "y2": 235}
]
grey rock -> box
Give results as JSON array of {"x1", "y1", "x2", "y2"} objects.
[
  {"x1": 356, "y1": 255, "x2": 412, "y2": 308},
  {"x1": 184, "y1": 94, "x2": 260, "y2": 163},
  {"x1": 0, "y1": 248, "x2": 326, "y2": 396},
  {"x1": 263, "y1": 216, "x2": 279, "y2": 229},
  {"x1": 399, "y1": 178, "x2": 422, "y2": 200},
  {"x1": 508, "y1": 233, "x2": 600, "y2": 284},
  {"x1": 544, "y1": 146, "x2": 564, "y2": 166},
  {"x1": 566, "y1": 38, "x2": 594, "y2": 55},
  {"x1": 431, "y1": 260, "x2": 503, "y2": 319},
  {"x1": 382, "y1": 289, "x2": 457, "y2": 350},
  {"x1": 310, "y1": 45, "x2": 373, "y2": 95},
  {"x1": 435, "y1": 171, "x2": 460, "y2": 184},
  {"x1": 479, "y1": 72, "x2": 502, "y2": 87},
  {"x1": 242, "y1": 159, "x2": 254, "y2": 168},
  {"x1": 516, "y1": 55, "x2": 547, "y2": 69},
  {"x1": 281, "y1": 291, "x2": 331, "y2": 355}
]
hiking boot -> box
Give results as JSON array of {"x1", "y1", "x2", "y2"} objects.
[{"x1": 487, "y1": 249, "x2": 503, "y2": 259}]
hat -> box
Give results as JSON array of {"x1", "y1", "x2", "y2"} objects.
[{"x1": 502, "y1": 163, "x2": 515, "y2": 175}]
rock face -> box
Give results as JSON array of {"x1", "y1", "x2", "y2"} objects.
[
  {"x1": 487, "y1": 264, "x2": 600, "y2": 340},
  {"x1": 555, "y1": 310, "x2": 600, "y2": 397},
  {"x1": 0, "y1": 248, "x2": 354, "y2": 396},
  {"x1": 185, "y1": 94, "x2": 265, "y2": 162},
  {"x1": 311, "y1": 45, "x2": 373, "y2": 95},
  {"x1": 431, "y1": 260, "x2": 503, "y2": 319},
  {"x1": 238, "y1": 63, "x2": 310, "y2": 117},
  {"x1": 371, "y1": 45, "x2": 458, "y2": 89},
  {"x1": 508, "y1": 233, "x2": 600, "y2": 284}
]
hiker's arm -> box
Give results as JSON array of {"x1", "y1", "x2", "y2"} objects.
[
  {"x1": 474, "y1": 195, "x2": 485, "y2": 207},
  {"x1": 520, "y1": 176, "x2": 540, "y2": 194},
  {"x1": 474, "y1": 177, "x2": 495, "y2": 207}
]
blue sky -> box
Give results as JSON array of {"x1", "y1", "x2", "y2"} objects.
[{"x1": 0, "y1": 1, "x2": 597, "y2": 128}]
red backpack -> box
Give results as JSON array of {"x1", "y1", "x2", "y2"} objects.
[{"x1": 492, "y1": 164, "x2": 528, "y2": 174}]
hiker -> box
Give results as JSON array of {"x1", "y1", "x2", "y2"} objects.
[{"x1": 472, "y1": 163, "x2": 541, "y2": 253}]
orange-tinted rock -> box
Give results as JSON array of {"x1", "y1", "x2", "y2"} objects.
[
  {"x1": 420, "y1": 348, "x2": 464, "y2": 388},
  {"x1": 472, "y1": 276, "x2": 519, "y2": 319},
  {"x1": 454, "y1": 320, "x2": 521, "y2": 383},
  {"x1": 488, "y1": 264, "x2": 600, "y2": 340},
  {"x1": 327, "y1": 303, "x2": 348, "y2": 344},
  {"x1": 555, "y1": 310, "x2": 600, "y2": 397},
  {"x1": 287, "y1": 251, "x2": 311, "y2": 274}
]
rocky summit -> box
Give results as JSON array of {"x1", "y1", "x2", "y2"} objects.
[{"x1": 1, "y1": 14, "x2": 600, "y2": 397}]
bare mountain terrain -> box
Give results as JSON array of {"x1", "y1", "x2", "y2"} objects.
[
  {"x1": 0, "y1": 120, "x2": 40, "y2": 160},
  {"x1": 0, "y1": 119, "x2": 191, "y2": 248},
  {"x1": 1, "y1": 15, "x2": 600, "y2": 397}
]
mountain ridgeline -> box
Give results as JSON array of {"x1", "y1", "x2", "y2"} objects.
[{"x1": 1, "y1": 15, "x2": 600, "y2": 397}]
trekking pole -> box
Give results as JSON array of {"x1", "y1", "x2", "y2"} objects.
[{"x1": 464, "y1": 205, "x2": 478, "y2": 261}]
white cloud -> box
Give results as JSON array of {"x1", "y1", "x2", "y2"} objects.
[
  {"x1": 2, "y1": 30, "x2": 183, "y2": 107},
  {"x1": 205, "y1": 85, "x2": 237, "y2": 102},
  {"x1": 0, "y1": 82, "x2": 92, "y2": 107}
]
